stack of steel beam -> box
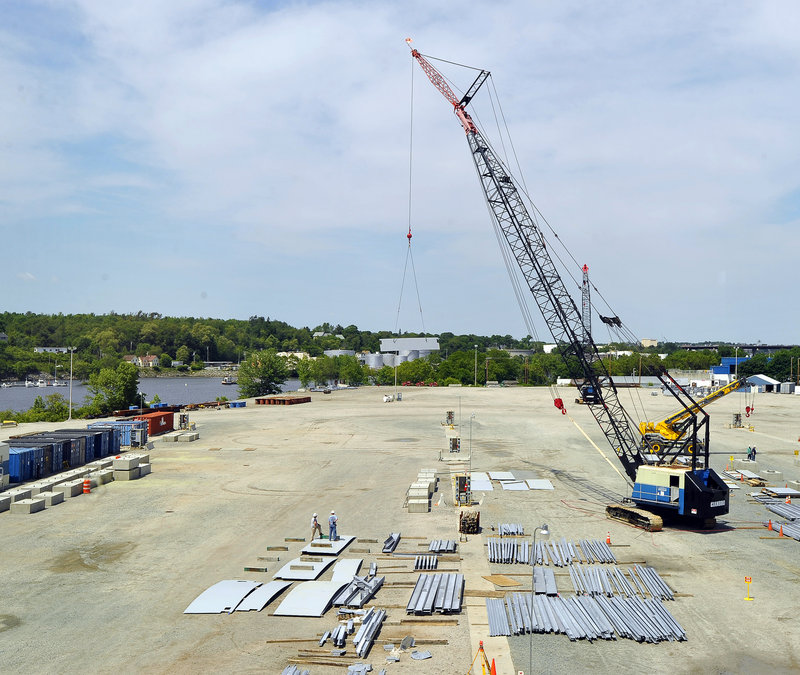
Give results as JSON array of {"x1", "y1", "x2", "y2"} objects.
[
  {"x1": 405, "y1": 573, "x2": 464, "y2": 614},
  {"x1": 486, "y1": 597, "x2": 511, "y2": 636},
  {"x1": 765, "y1": 502, "x2": 800, "y2": 521},
  {"x1": 763, "y1": 519, "x2": 800, "y2": 540},
  {"x1": 281, "y1": 666, "x2": 310, "y2": 675},
  {"x1": 353, "y1": 607, "x2": 386, "y2": 657},
  {"x1": 631, "y1": 565, "x2": 674, "y2": 601},
  {"x1": 332, "y1": 575, "x2": 385, "y2": 608},
  {"x1": 382, "y1": 533, "x2": 401, "y2": 553},
  {"x1": 487, "y1": 592, "x2": 685, "y2": 642},
  {"x1": 415, "y1": 555, "x2": 438, "y2": 570},
  {"x1": 498, "y1": 523, "x2": 524, "y2": 536},
  {"x1": 429, "y1": 539, "x2": 456, "y2": 553},
  {"x1": 578, "y1": 539, "x2": 617, "y2": 564},
  {"x1": 532, "y1": 567, "x2": 558, "y2": 595},
  {"x1": 487, "y1": 538, "x2": 616, "y2": 566}
]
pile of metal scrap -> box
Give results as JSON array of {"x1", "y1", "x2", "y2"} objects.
[
  {"x1": 498, "y1": 523, "x2": 524, "y2": 536},
  {"x1": 459, "y1": 510, "x2": 480, "y2": 534},
  {"x1": 382, "y1": 533, "x2": 401, "y2": 554},
  {"x1": 428, "y1": 539, "x2": 456, "y2": 553},
  {"x1": 332, "y1": 575, "x2": 385, "y2": 608},
  {"x1": 415, "y1": 555, "x2": 438, "y2": 570},
  {"x1": 353, "y1": 607, "x2": 386, "y2": 658},
  {"x1": 406, "y1": 573, "x2": 464, "y2": 614},
  {"x1": 486, "y1": 592, "x2": 686, "y2": 642}
]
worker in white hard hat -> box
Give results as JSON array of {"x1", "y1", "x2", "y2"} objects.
[
  {"x1": 310, "y1": 512, "x2": 322, "y2": 541},
  {"x1": 328, "y1": 510, "x2": 339, "y2": 542}
]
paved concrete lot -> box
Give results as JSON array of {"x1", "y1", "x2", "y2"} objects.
[{"x1": 1, "y1": 385, "x2": 799, "y2": 674}]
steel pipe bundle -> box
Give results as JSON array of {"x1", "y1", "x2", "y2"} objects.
[
  {"x1": 766, "y1": 502, "x2": 800, "y2": 521},
  {"x1": 406, "y1": 573, "x2": 464, "y2": 614},
  {"x1": 415, "y1": 555, "x2": 438, "y2": 570},
  {"x1": 487, "y1": 592, "x2": 686, "y2": 643},
  {"x1": 353, "y1": 607, "x2": 386, "y2": 657}
]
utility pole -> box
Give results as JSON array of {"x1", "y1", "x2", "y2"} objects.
[
  {"x1": 473, "y1": 345, "x2": 477, "y2": 386},
  {"x1": 67, "y1": 347, "x2": 74, "y2": 421}
]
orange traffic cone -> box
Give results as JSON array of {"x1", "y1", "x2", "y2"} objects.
[
  {"x1": 606, "y1": 532, "x2": 611, "y2": 545},
  {"x1": 82, "y1": 478, "x2": 91, "y2": 494},
  {"x1": 786, "y1": 496, "x2": 792, "y2": 505},
  {"x1": 490, "y1": 658, "x2": 497, "y2": 675},
  {"x1": 768, "y1": 519, "x2": 772, "y2": 531},
  {"x1": 779, "y1": 524, "x2": 784, "y2": 537}
]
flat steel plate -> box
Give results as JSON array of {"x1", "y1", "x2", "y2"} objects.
[
  {"x1": 273, "y1": 580, "x2": 350, "y2": 617},
  {"x1": 273, "y1": 557, "x2": 336, "y2": 581},
  {"x1": 331, "y1": 558, "x2": 363, "y2": 581},
  {"x1": 488, "y1": 471, "x2": 515, "y2": 481},
  {"x1": 501, "y1": 481, "x2": 529, "y2": 491},
  {"x1": 300, "y1": 535, "x2": 355, "y2": 556},
  {"x1": 235, "y1": 580, "x2": 292, "y2": 612},
  {"x1": 184, "y1": 580, "x2": 261, "y2": 614},
  {"x1": 471, "y1": 479, "x2": 493, "y2": 491},
  {"x1": 526, "y1": 479, "x2": 554, "y2": 490}
]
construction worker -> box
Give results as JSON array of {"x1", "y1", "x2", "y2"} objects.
[
  {"x1": 310, "y1": 513, "x2": 322, "y2": 540},
  {"x1": 329, "y1": 510, "x2": 338, "y2": 542}
]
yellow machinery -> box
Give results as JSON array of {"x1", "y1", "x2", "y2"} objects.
[{"x1": 639, "y1": 378, "x2": 745, "y2": 451}]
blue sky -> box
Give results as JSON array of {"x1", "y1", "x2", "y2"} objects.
[{"x1": 2, "y1": 1, "x2": 799, "y2": 344}]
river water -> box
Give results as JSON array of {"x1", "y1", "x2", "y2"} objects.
[{"x1": 0, "y1": 377, "x2": 301, "y2": 413}]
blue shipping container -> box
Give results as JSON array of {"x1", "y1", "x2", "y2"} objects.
[{"x1": 9, "y1": 447, "x2": 35, "y2": 482}]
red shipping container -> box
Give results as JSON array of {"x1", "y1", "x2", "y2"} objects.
[{"x1": 134, "y1": 411, "x2": 174, "y2": 436}]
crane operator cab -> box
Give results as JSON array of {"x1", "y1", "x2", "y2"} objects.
[{"x1": 632, "y1": 465, "x2": 729, "y2": 523}]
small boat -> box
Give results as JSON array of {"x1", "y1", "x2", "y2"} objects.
[
  {"x1": 52, "y1": 380, "x2": 67, "y2": 387},
  {"x1": 36, "y1": 378, "x2": 48, "y2": 387},
  {"x1": 221, "y1": 376, "x2": 237, "y2": 385}
]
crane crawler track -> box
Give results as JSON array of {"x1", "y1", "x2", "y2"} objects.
[{"x1": 606, "y1": 504, "x2": 663, "y2": 532}]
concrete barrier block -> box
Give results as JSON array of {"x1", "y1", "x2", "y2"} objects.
[
  {"x1": 734, "y1": 459, "x2": 759, "y2": 473},
  {"x1": 113, "y1": 455, "x2": 140, "y2": 471},
  {"x1": 90, "y1": 469, "x2": 114, "y2": 485},
  {"x1": 10, "y1": 497, "x2": 45, "y2": 514},
  {"x1": 177, "y1": 432, "x2": 199, "y2": 442},
  {"x1": 762, "y1": 469, "x2": 783, "y2": 483},
  {"x1": 0, "y1": 495, "x2": 11, "y2": 512},
  {"x1": 132, "y1": 453, "x2": 150, "y2": 464},
  {"x1": 39, "y1": 491, "x2": 64, "y2": 507},
  {"x1": 407, "y1": 498, "x2": 430, "y2": 513},
  {"x1": 408, "y1": 487, "x2": 429, "y2": 499},
  {"x1": 113, "y1": 467, "x2": 141, "y2": 481},
  {"x1": 0, "y1": 474, "x2": 8, "y2": 489},
  {"x1": 6, "y1": 488, "x2": 32, "y2": 502},
  {"x1": 138, "y1": 463, "x2": 151, "y2": 477},
  {"x1": 54, "y1": 481, "x2": 83, "y2": 498},
  {"x1": 28, "y1": 483, "x2": 51, "y2": 496},
  {"x1": 410, "y1": 481, "x2": 431, "y2": 496},
  {"x1": 788, "y1": 480, "x2": 800, "y2": 491},
  {"x1": 88, "y1": 459, "x2": 113, "y2": 470},
  {"x1": 161, "y1": 434, "x2": 178, "y2": 442}
]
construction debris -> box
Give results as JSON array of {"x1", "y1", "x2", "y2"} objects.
[{"x1": 459, "y1": 510, "x2": 480, "y2": 534}]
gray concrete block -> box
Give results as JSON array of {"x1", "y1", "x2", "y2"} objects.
[
  {"x1": 88, "y1": 459, "x2": 113, "y2": 470},
  {"x1": 788, "y1": 480, "x2": 800, "y2": 492},
  {"x1": 138, "y1": 463, "x2": 151, "y2": 477},
  {"x1": 177, "y1": 432, "x2": 199, "y2": 442},
  {"x1": 10, "y1": 498, "x2": 45, "y2": 514},
  {"x1": 407, "y1": 498, "x2": 429, "y2": 513},
  {"x1": 113, "y1": 455, "x2": 140, "y2": 471},
  {"x1": 39, "y1": 491, "x2": 64, "y2": 507},
  {"x1": 113, "y1": 467, "x2": 141, "y2": 481},
  {"x1": 0, "y1": 495, "x2": 11, "y2": 512},
  {"x1": 28, "y1": 483, "x2": 51, "y2": 496},
  {"x1": 161, "y1": 434, "x2": 178, "y2": 442},
  {"x1": 762, "y1": 469, "x2": 784, "y2": 483},
  {"x1": 6, "y1": 488, "x2": 32, "y2": 502},
  {"x1": 132, "y1": 453, "x2": 150, "y2": 464},
  {"x1": 54, "y1": 481, "x2": 83, "y2": 498},
  {"x1": 0, "y1": 474, "x2": 9, "y2": 489},
  {"x1": 734, "y1": 459, "x2": 759, "y2": 473},
  {"x1": 408, "y1": 487, "x2": 429, "y2": 499},
  {"x1": 90, "y1": 469, "x2": 114, "y2": 485}
]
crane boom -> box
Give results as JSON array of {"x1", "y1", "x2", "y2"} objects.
[{"x1": 410, "y1": 45, "x2": 730, "y2": 526}]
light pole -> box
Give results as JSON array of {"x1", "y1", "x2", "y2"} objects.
[
  {"x1": 474, "y1": 345, "x2": 478, "y2": 386},
  {"x1": 67, "y1": 347, "x2": 74, "y2": 421},
  {"x1": 529, "y1": 522, "x2": 550, "y2": 673},
  {"x1": 469, "y1": 412, "x2": 476, "y2": 483}
]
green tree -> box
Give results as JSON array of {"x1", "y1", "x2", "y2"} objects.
[
  {"x1": 338, "y1": 355, "x2": 366, "y2": 386},
  {"x1": 237, "y1": 349, "x2": 289, "y2": 397},
  {"x1": 176, "y1": 345, "x2": 191, "y2": 363},
  {"x1": 293, "y1": 356, "x2": 314, "y2": 388},
  {"x1": 87, "y1": 361, "x2": 140, "y2": 413},
  {"x1": 160, "y1": 353, "x2": 172, "y2": 368}
]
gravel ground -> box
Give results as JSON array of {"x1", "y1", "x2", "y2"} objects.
[{"x1": 1, "y1": 385, "x2": 799, "y2": 674}]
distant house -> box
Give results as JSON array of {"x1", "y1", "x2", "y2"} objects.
[
  {"x1": 0, "y1": 332, "x2": 8, "y2": 343},
  {"x1": 313, "y1": 332, "x2": 345, "y2": 340},
  {"x1": 34, "y1": 346, "x2": 69, "y2": 354},
  {"x1": 138, "y1": 355, "x2": 160, "y2": 368}
]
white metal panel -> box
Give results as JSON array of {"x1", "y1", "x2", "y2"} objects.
[
  {"x1": 501, "y1": 481, "x2": 529, "y2": 491},
  {"x1": 184, "y1": 580, "x2": 261, "y2": 614},
  {"x1": 471, "y1": 479, "x2": 493, "y2": 491},
  {"x1": 273, "y1": 557, "x2": 336, "y2": 581},
  {"x1": 235, "y1": 581, "x2": 292, "y2": 612},
  {"x1": 300, "y1": 535, "x2": 355, "y2": 556},
  {"x1": 331, "y1": 558, "x2": 363, "y2": 582},
  {"x1": 488, "y1": 471, "x2": 515, "y2": 481},
  {"x1": 273, "y1": 580, "x2": 350, "y2": 617},
  {"x1": 526, "y1": 479, "x2": 555, "y2": 490}
]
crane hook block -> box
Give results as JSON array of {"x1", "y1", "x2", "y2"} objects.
[
  {"x1": 745, "y1": 406, "x2": 751, "y2": 418},
  {"x1": 554, "y1": 398, "x2": 564, "y2": 410}
]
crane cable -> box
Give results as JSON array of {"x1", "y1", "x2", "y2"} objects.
[{"x1": 395, "y1": 58, "x2": 427, "y2": 337}]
